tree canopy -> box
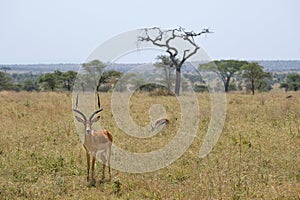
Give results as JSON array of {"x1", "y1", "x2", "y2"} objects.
[
  {"x1": 200, "y1": 60, "x2": 248, "y2": 92},
  {"x1": 280, "y1": 73, "x2": 300, "y2": 91},
  {"x1": 240, "y1": 63, "x2": 271, "y2": 95},
  {"x1": 0, "y1": 71, "x2": 14, "y2": 91}
]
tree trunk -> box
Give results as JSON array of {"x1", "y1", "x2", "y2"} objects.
[
  {"x1": 81, "y1": 82, "x2": 85, "y2": 94},
  {"x1": 167, "y1": 67, "x2": 172, "y2": 91},
  {"x1": 251, "y1": 79, "x2": 255, "y2": 95},
  {"x1": 175, "y1": 66, "x2": 181, "y2": 96},
  {"x1": 163, "y1": 65, "x2": 171, "y2": 91},
  {"x1": 224, "y1": 77, "x2": 231, "y2": 92}
]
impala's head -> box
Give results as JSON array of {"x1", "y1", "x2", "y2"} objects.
[
  {"x1": 73, "y1": 93, "x2": 103, "y2": 134},
  {"x1": 74, "y1": 113, "x2": 101, "y2": 134}
]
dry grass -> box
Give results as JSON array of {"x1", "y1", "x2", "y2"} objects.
[{"x1": 0, "y1": 91, "x2": 299, "y2": 199}]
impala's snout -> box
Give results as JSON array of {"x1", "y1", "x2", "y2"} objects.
[
  {"x1": 85, "y1": 121, "x2": 93, "y2": 134},
  {"x1": 85, "y1": 124, "x2": 92, "y2": 134}
]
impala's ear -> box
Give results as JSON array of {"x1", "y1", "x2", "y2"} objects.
[
  {"x1": 75, "y1": 116, "x2": 84, "y2": 123},
  {"x1": 91, "y1": 116, "x2": 100, "y2": 123}
]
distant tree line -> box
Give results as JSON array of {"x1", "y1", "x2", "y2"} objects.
[
  {"x1": 0, "y1": 70, "x2": 78, "y2": 92},
  {"x1": 0, "y1": 59, "x2": 299, "y2": 94},
  {"x1": 198, "y1": 60, "x2": 300, "y2": 94},
  {"x1": 0, "y1": 60, "x2": 124, "y2": 92}
]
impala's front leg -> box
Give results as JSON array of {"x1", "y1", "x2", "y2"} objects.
[
  {"x1": 86, "y1": 151, "x2": 90, "y2": 182},
  {"x1": 91, "y1": 156, "x2": 96, "y2": 182},
  {"x1": 108, "y1": 164, "x2": 111, "y2": 181}
]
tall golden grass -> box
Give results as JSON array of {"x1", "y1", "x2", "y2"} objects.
[{"x1": 0, "y1": 91, "x2": 299, "y2": 199}]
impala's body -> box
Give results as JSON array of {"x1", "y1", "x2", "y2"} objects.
[
  {"x1": 83, "y1": 130, "x2": 112, "y2": 158},
  {"x1": 74, "y1": 94, "x2": 112, "y2": 182},
  {"x1": 82, "y1": 129, "x2": 112, "y2": 182}
]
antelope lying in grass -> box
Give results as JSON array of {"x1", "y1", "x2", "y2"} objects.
[
  {"x1": 73, "y1": 94, "x2": 112, "y2": 183},
  {"x1": 151, "y1": 118, "x2": 169, "y2": 131}
]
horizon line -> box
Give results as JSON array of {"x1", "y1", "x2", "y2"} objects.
[{"x1": 1, "y1": 58, "x2": 300, "y2": 65}]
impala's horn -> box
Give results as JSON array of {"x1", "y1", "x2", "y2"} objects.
[
  {"x1": 97, "y1": 93, "x2": 101, "y2": 109},
  {"x1": 73, "y1": 94, "x2": 87, "y2": 121},
  {"x1": 89, "y1": 93, "x2": 103, "y2": 121}
]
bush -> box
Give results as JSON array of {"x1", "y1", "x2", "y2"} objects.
[
  {"x1": 98, "y1": 85, "x2": 111, "y2": 92},
  {"x1": 229, "y1": 83, "x2": 238, "y2": 91},
  {"x1": 138, "y1": 83, "x2": 165, "y2": 92},
  {"x1": 194, "y1": 85, "x2": 208, "y2": 92},
  {"x1": 149, "y1": 88, "x2": 174, "y2": 96}
]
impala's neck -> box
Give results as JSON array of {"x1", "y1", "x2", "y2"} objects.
[{"x1": 84, "y1": 131, "x2": 93, "y2": 139}]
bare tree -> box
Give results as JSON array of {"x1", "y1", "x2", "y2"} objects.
[{"x1": 138, "y1": 27, "x2": 211, "y2": 95}]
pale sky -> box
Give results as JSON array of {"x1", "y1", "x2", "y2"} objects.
[{"x1": 0, "y1": 0, "x2": 299, "y2": 64}]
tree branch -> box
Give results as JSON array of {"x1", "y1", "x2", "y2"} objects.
[{"x1": 139, "y1": 27, "x2": 211, "y2": 68}]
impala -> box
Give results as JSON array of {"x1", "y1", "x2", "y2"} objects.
[
  {"x1": 151, "y1": 118, "x2": 169, "y2": 131},
  {"x1": 73, "y1": 94, "x2": 112, "y2": 182}
]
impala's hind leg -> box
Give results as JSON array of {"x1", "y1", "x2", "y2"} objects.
[
  {"x1": 91, "y1": 156, "x2": 96, "y2": 182},
  {"x1": 102, "y1": 163, "x2": 106, "y2": 180},
  {"x1": 108, "y1": 145, "x2": 112, "y2": 181},
  {"x1": 99, "y1": 152, "x2": 107, "y2": 180}
]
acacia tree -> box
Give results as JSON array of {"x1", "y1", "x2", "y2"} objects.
[
  {"x1": 139, "y1": 27, "x2": 211, "y2": 96},
  {"x1": 22, "y1": 79, "x2": 39, "y2": 91},
  {"x1": 38, "y1": 72, "x2": 58, "y2": 91},
  {"x1": 82, "y1": 60, "x2": 106, "y2": 91},
  {"x1": 0, "y1": 71, "x2": 14, "y2": 90},
  {"x1": 62, "y1": 71, "x2": 78, "y2": 91},
  {"x1": 240, "y1": 62, "x2": 271, "y2": 95},
  {"x1": 200, "y1": 60, "x2": 248, "y2": 92},
  {"x1": 154, "y1": 55, "x2": 175, "y2": 91},
  {"x1": 38, "y1": 70, "x2": 77, "y2": 91},
  {"x1": 97, "y1": 70, "x2": 122, "y2": 92},
  {"x1": 280, "y1": 73, "x2": 300, "y2": 91}
]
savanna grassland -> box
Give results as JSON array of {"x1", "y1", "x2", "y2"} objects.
[{"x1": 0, "y1": 91, "x2": 299, "y2": 199}]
